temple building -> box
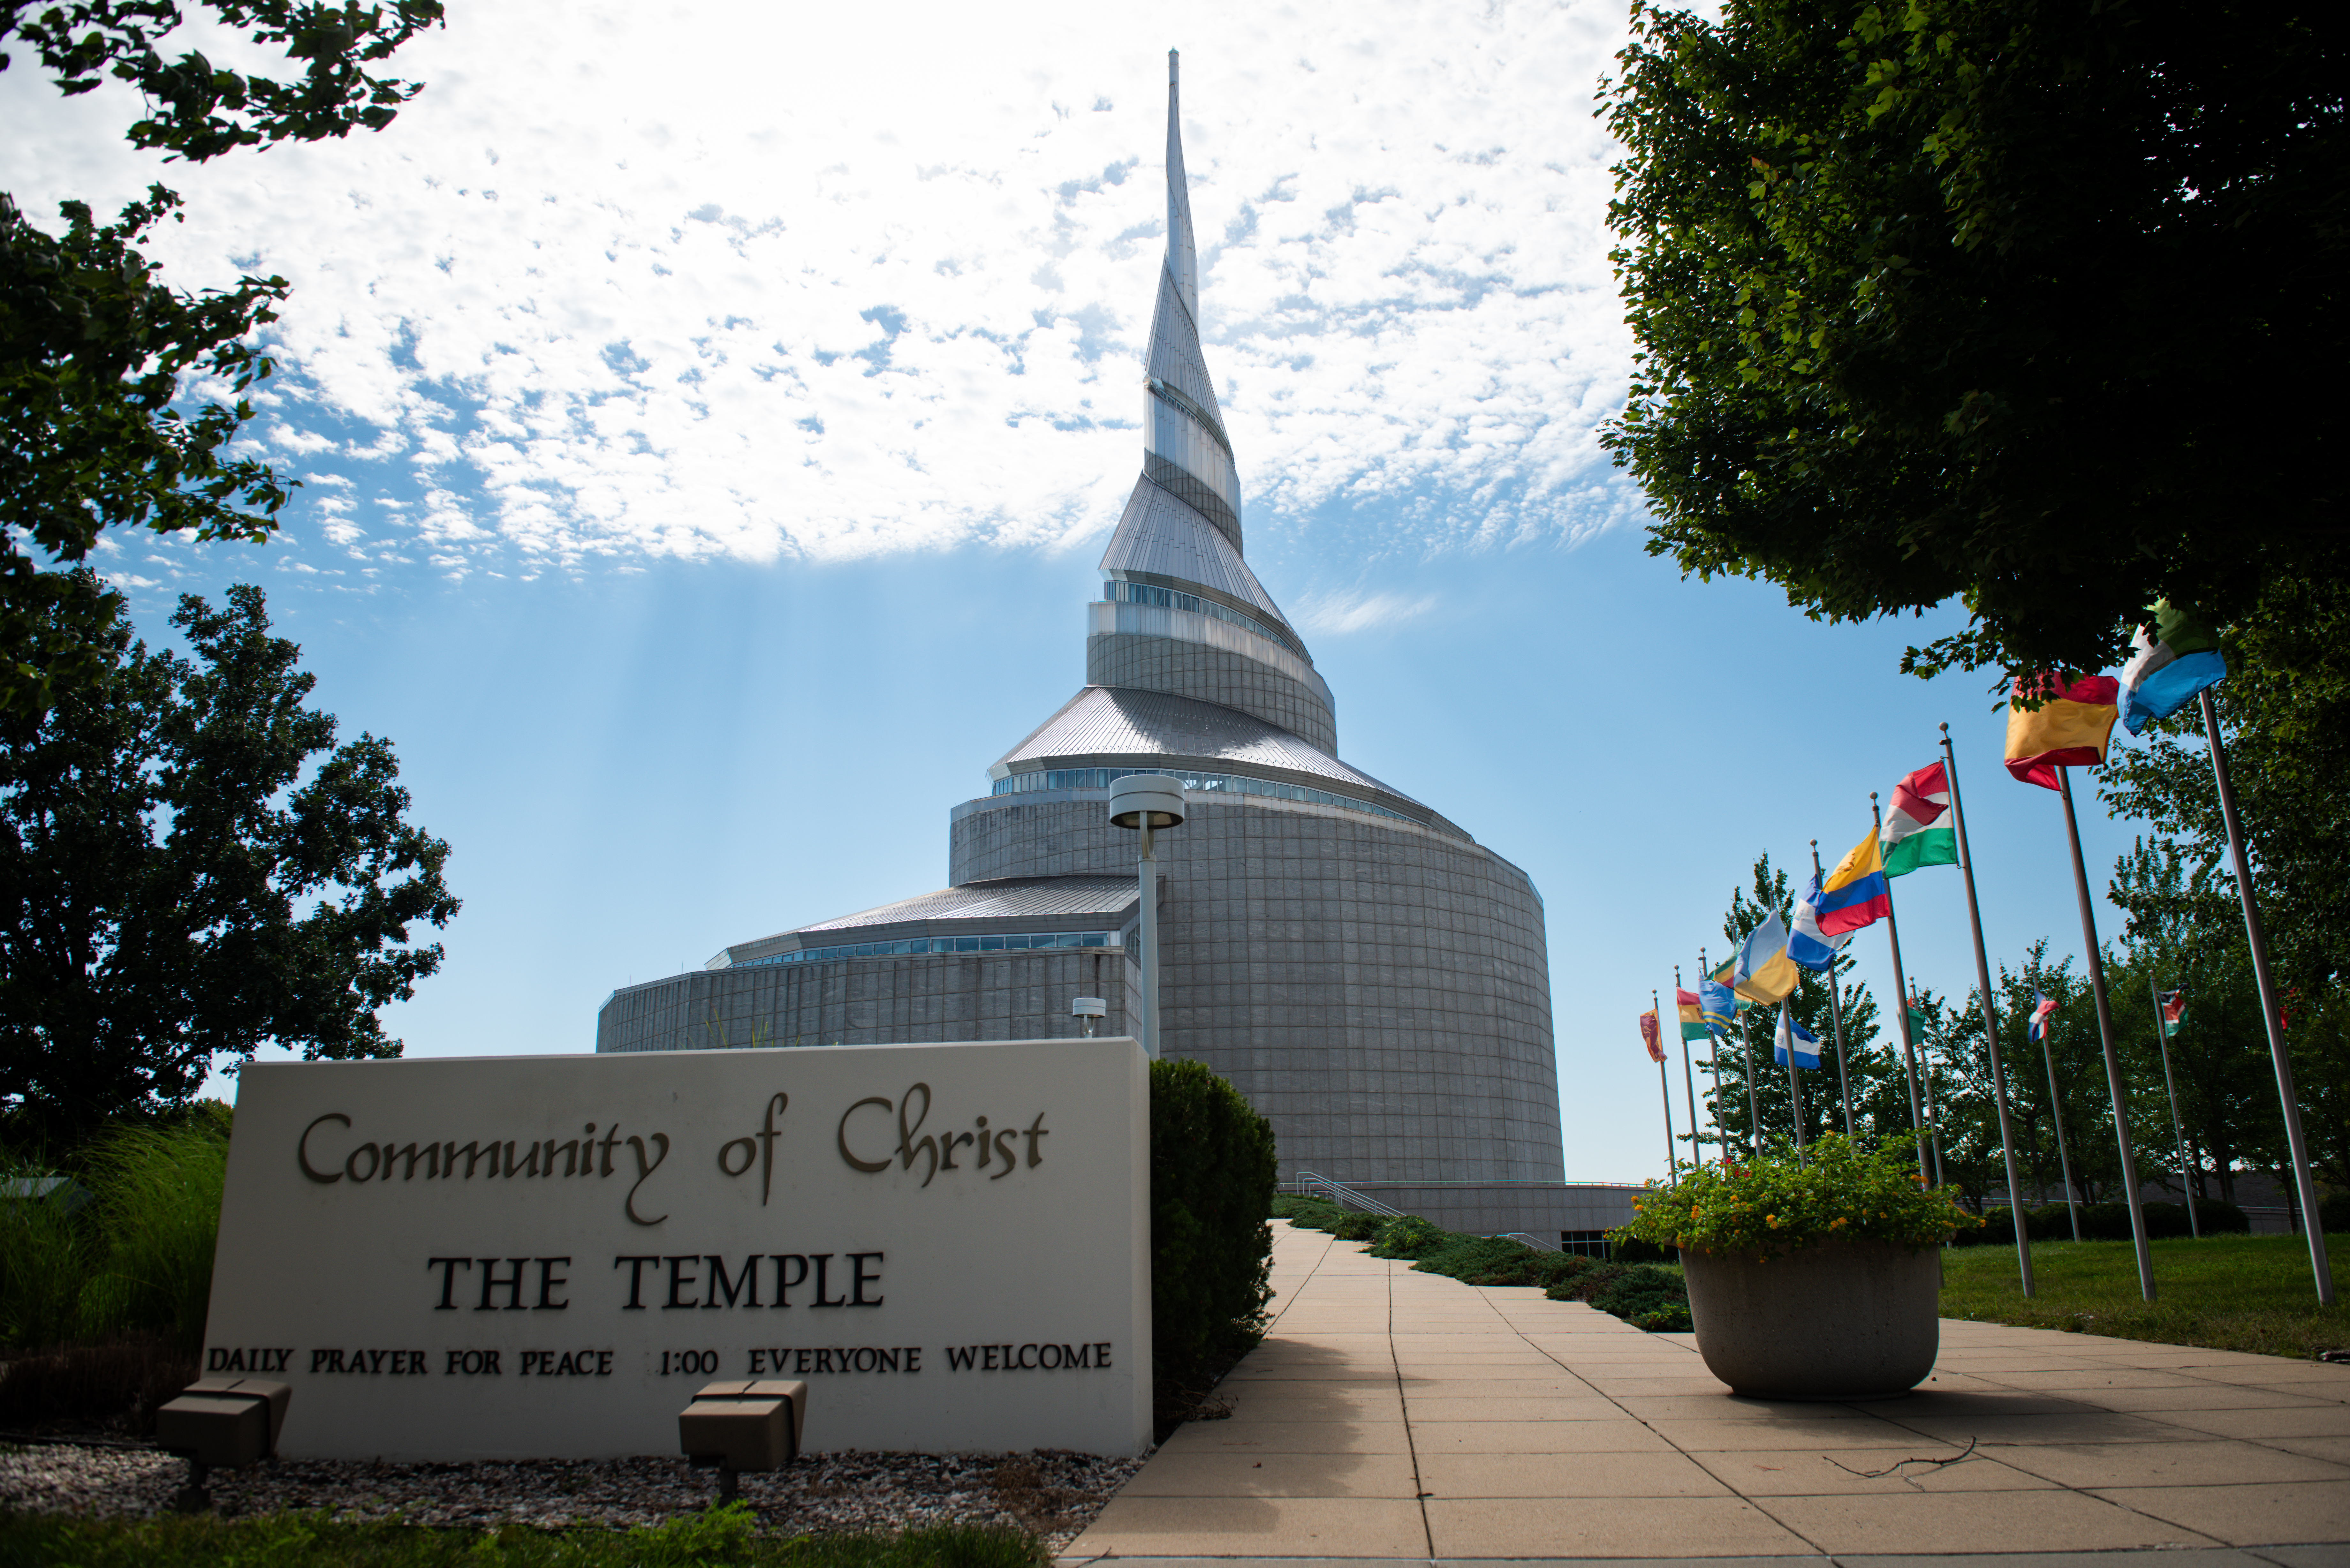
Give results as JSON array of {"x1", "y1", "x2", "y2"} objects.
[{"x1": 598, "y1": 55, "x2": 1605, "y2": 1240}]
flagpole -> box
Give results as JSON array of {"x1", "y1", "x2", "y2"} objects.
[
  {"x1": 1811, "y1": 838, "x2": 1855, "y2": 1138},
  {"x1": 2200, "y1": 688, "x2": 2333, "y2": 1303},
  {"x1": 2149, "y1": 976, "x2": 2201, "y2": 1240},
  {"x1": 2057, "y1": 765, "x2": 2156, "y2": 1301},
  {"x1": 1674, "y1": 966, "x2": 1703, "y2": 1165},
  {"x1": 1940, "y1": 724, "x2": 2034, "y2": 1296},
  {"x1": 1872, "y1": 792, "x2": 1931, "y2": 1183},
  {"x1": 1699, "y1": 946, "x2": 1728, "y2": 1156},
  {"x1": 2038, "y1": 992, "x2": 2085, "y2": 1241},
  {"x1": 1780, "y1": 1009, "x2": 1807, "y2": 1164},
  {"x1": 1912, "y1": 982, "x2": 1948, "y2": 1187},
  {"x1": 1736, "y1": 1011, "x2": 1760, "y2": 1155},
  {"x1": 1656, "y1": 990, "x2": 1681, "y2": 1175}
]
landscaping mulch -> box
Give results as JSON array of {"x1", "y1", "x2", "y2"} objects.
[{"x1": 0, "y1": 1441, "x2": 1143, "y2": 1549}]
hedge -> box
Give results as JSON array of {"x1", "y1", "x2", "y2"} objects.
[
  {"x1": 1272, "y1": 1197, "x2": 1691, "y2": 1331},
  {"x1": 1953, "y1": 1198, "x2": 2249, "y2": 1245},
  {"x1": 1150, "y1": 1059, "x2": 1277, "y2": 1392}
]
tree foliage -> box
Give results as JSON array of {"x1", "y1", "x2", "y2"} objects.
[
  {"x1": 0, "y1": 576, "x2": 456, "y2": 1142},
  {"x1": 1601, "y1": 0, "x2": 2347, "y2": 682},
  {"x1": 0, "y1": 1, "x2": 444, "y2": 711}
]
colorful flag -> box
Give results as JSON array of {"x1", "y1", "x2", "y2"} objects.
[
  {"x1": 2029, "y1": 990, "x2": 2058, "y2": 1042},
  {"x1": 1732, "y1": 912, "x2": 1801, "y2": 1005},
  {"x1": 1639, "y1": 1008, "x2": 1664, "y2": 1063},
  {"x1": 1815, "y1": 828, "x2": 1893, "y2": 934},
  {"x1": 2158, "y1": 989, "x2": 2185, "y2": 1037},
  {"x1": 1699, "y1": 977, "x2": 1738, "y2": 1035},
  {"x1": 2119, "y1": 602, "x2": 2227, "y2": 735},
  {"x1": 1881, "y1": 762, "x2": 1959, "y2": 876},
  {"x1": 2005, "y1": 674, "x2": 2120, "y2": 789},
  {"x1": 1907, "y1": 1004, "x2": 1928, "y2": 1038},
  {"x1": 1676, "y1": 987, "x2": 1709, "y2": 1041},
  {"x1": 1775, "y1": 1005, "x2": 1822, "y2": 1069},
  {"x1": 1706, "y1": 957, "x2": 1755, "y2": 1010},
  {"x1": 1789, "y1": 871, "x2": 1853, "y2": 972}
]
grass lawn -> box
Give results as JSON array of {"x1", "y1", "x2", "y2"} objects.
[
  {"x1": 1940, "y1": 1231, "x2": 2350, "y2": 1360},
  {"x1": 0, "y1": 1510, "x2": 1044, "y2": 1567}
]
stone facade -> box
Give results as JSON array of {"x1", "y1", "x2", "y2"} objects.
[{"x1": 597, "y1": 948, "x2": 1133, "y2": 1056}]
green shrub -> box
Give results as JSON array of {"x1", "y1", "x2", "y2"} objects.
[
  {"x1": 0, "y1": 1150, "x2": 94, "y2": 1349},
  {"x1": 1411, "y1": 1234, "x2": 1594, "y2": 1289},
  {"x1": 76, "y1": 1108, "x2": 232, "y2": 1353},
  {"x1": 1150, "y1": 1060, "x2": 1277, "y2": 1392},
  {"x1": 1329, "y1": 1210, "x2": 1383, "y2": 1240},
  {"x1": 1271, "y1": 1195, "x2": 1346, "y2": 1227},
  {"x1": 1587, "y1": 1263, "x2": 1693, "y2": 1332},
  {"x1": 1368, "y1": 1214, "x2": 1445, "y2": 1259}
]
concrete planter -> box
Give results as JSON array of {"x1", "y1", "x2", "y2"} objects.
[{"x1": 1680, "y1": 1237, "x2": 1939, "y2": 1399}]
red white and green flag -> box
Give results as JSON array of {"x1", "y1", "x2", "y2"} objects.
[{"x1": 1881, "y1": 761, "x2": 1959, "y2": 877}]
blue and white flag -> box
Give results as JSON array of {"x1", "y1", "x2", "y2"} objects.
[
  {"x1": 1698, "y1": 977, "x2": 1739, "y2": 1036},
  {"x1": 1775, "y1": 1005, "x2": 1822, "y2": 1069},
  {"x1": 1788, "y1": 871, "x2": 1853, "y2": 972}
]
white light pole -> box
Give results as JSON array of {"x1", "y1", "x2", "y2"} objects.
[{"x1": 1108, "y1": 774, "x2": 1185, "y2": 1059}]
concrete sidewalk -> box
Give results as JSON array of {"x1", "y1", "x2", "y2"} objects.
[{"x1": 1065, "y1": 1222, "x2": 2350, "y2": 1564}]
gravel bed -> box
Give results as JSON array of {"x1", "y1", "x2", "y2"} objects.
[{"x1": 0, "y1": 1441, "x2": 1146, "y2": 1549}]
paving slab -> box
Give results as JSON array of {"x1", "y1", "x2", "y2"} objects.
[{"x1": 1060, "y1": 1221, "x2": 2350, "y2": 1564}]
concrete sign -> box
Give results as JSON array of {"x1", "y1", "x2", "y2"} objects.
[{"x1": 202, "y1": 1039, "x2": 1150, "y2": 1460}]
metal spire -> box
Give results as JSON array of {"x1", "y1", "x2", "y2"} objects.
[
  {"x1": 1110, "y1": 49, "x2": 1247, "y2": 557},
  {"x1": 1165, "y1": 50, "x2": 1198, "y2": 325}
]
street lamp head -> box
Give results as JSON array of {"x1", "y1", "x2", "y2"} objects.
[
  {"x1": 1108, "y1": 774, "x2": 1186, "y2": 831},
  {"x1": 1070, "y1": 997, "x2": 1107, "y2": 1019}
]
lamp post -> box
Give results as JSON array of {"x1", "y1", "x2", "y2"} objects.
[
  {"x1": 1108, "y1": 774, "x2": 1186, "y2": 1059},
  {"x1": 1072, "y1": 996, "x2": 1106, "y2": 1039}
]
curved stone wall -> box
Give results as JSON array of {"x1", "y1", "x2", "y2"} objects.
[
  {"x1": 597, "y1": 947, "x2": 1133, "y2": 1056},
  {"x1": 950, "y1": 791, "x2": 1563, "y2": 1184},
  {"x1": 1085, "y1": 630, "x2": 1338, "y2": 755}
]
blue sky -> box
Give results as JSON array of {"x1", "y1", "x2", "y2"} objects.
[{"x1": 5, "y1": 0, "x2": 2157, "y2": 1181}]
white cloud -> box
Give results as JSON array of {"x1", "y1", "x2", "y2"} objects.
[
  {"x1": 1292, "y1": 587, "x2": 1442, "y2": 638},
  {"x1": 2, "y1": 0, "x2": 1642, "y2": 573}
]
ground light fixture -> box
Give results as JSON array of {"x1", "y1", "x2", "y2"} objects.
[
  {"x1": 154, "y1": 1377, "x2": 291, "y2": 1511},
  {"x1": 1072, "y1": 996, "x2": 1107, "y2": 1037},
  {"x1": 1107, "y1": 774, "x2": 1184, "y2": 1060},
  {"x1": 678, "y1": 1378, "x2": 808, "y2": 1503}
]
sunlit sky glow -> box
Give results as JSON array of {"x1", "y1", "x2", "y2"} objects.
[{"x1": 5, "y1": 0, "x2": 2159, "y2": 1182}]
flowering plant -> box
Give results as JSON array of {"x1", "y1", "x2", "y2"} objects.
[{"x1": 1612, "y1": 1134, "x2": 1979, "y2": 1259}]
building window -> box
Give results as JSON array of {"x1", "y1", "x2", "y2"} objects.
[
  {"x1": 1560, "y1": 1231, "x2": 1612, "y2": 1258},
  {"x1": 735, "y1": 931, "x2": 1117, "y2": 969},
  {"x1": 991, "y1": 765, "x2": 1417, "y2": 826}
]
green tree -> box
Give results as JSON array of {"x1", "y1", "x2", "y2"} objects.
[
  {"x1": 1, "y1": 1, "x2": 445, "y2": 712},
  {"x1": 2103, "y1": 839, "x2": 2285, "y2": 1201},
  {"x1": 1599, "y1": 0, "x2": 2346, "y2": 682},
  {"x1": 0, "y1": 575, "x2": 457, "y2": 1143}
]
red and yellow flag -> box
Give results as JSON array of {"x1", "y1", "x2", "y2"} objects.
[
  {"x1": 2005, "y1": 675, "x2": 2119, "y2": 789},
  {"x1": 1638, "y1": 1009, "x2": 1664, "y2": 1064}
]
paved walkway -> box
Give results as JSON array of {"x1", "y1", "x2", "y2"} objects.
[{"x1": 1066, "y1": 1222, "x2": 2350, "y2": 1565}]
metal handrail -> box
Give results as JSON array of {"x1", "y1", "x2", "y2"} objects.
[
  {"x1": 1290, "y1": 1171, "x2": 1405, "y2": 1218},
  {"x1": 1490, "y1": 1231, "x2": 1565, "y2": 1254}
]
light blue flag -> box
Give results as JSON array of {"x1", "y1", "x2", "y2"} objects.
[{"x1": 1775, "y1": 1004, "x2": 1822, "y2": 1069}]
